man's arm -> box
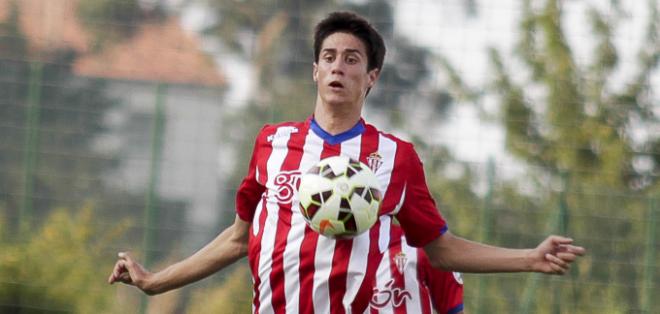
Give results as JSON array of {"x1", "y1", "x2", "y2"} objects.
[
  {"x1": 108, "y1": 215, "x2": 250, "y2": 295},
  {"x1": 423, "y1": 231, "x2": 585, "y2": 275}
]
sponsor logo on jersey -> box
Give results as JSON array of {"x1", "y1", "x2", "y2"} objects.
[
  {"x1": 393, "y1": 252, "x2": 407, "y2": 274},
  {"x1": 267, "y1": 126, "x2": 299, "y2": 142},
  {"x1": 370, "y1": 279, "x2": 412, "y2": 309},
  {"x1": 367, "y1": 152, "x2": 383, "y2": 173},
  {"x1": 272, "y1": 170, "x2": 301, "y2": 204}
]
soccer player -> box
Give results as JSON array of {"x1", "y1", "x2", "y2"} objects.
[
  {"x1": 108, "y1": 11, "x2": 585, "y2": 313},
  {"x1": 371, "y1": 224, "x2": 464, "y2": 314}
]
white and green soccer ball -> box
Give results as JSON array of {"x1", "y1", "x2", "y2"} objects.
[{"x1": 298, "y1": 156, "x2": 382, "y2": 239}]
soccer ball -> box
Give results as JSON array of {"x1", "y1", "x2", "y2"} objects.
[{"x1": 298, "y1": 156, "x2": 382, "y2": 238}]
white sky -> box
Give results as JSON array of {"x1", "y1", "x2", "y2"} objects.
[
  {"x1": 394, "y1": 0, "x2": 656, "y2": 170},
  {"x1": 394, "y1": 0, "x2": 519, "y2": 171}
]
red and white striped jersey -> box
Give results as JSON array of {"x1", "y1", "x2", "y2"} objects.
[
  {"x1": 235, "y1": 117, "x2": 447, "y2": 314},
  {"x1": 370, "y1": 225, "x2": 464, "y2": 314}
]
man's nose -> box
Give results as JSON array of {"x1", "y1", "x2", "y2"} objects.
[{"x1": 331, "y1": 60, "x2": 345, "y2": 75}]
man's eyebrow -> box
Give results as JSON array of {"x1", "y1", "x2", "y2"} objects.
[
  {"x1": 344, "y1": 48, "x2": 363, "y2": 56},
  {"x1": 321, "y1": 48, "x2": 364, "y2": 56}
]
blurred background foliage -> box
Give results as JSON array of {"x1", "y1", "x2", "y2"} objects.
[{"x1": 0, "y1": 205, "x2": 132, "y2": 313}]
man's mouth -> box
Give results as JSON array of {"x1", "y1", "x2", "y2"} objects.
[{"x1": 329, "y1": 81, "x2": 344, "y2": 89}]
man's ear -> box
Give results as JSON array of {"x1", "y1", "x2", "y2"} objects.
[
  {"x1": 313, "y1": 62, "x2": 319, "y2": 82},
  {"x1": 367, "y1": 68, "x2": 380, "y2": 89}
]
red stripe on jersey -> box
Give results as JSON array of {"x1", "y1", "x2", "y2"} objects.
[
  {"x1": 298, "y1": 227, "x2": 320, "y2": 313},
  {"x1": 330, "y1": 124, "x2": 384, "y2": 314},
  {"x1": 249, "y1": 198, "x2": 268, "y2": 314},
  {"x1": 323, "y1": 144, "x2": 347, "y2": 314},
  {"x1": 329, "y1": 240, "x2": 352, "y2": 314},
  {"x1": 388, "y1": 235, "x2": 408, "y2": 314},
  {"x1": 359, "y1": 124, "x2": 381, "y2": 175},
  {"x1": 269, "y1": 125, "x2": 309, "y2": 313},
  {"x1": 416, "y1": 249, "x2": 433, "y2": 314},
  {"x1": 420, "y1": 252, "x2": 464, "y2": 314},
  {"x1": 299, "y1": 142, "x2": 337, "y2": 313},
  {"x1": 236, "y1": 126, "x2": 270, "y2": 222},
  {"x1": 246, "y1": 128, "x2": 275, "y2": 314},
  {"x1": 378, "y1": 135, "x2": 405, "y2": 216},
  {"x1": 351, "y1": 218, "x2": 383, "y2": 313}
]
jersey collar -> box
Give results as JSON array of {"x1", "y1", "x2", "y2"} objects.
[{"x1": 309, "y1": 116, "x2": 366, "y2": 145}]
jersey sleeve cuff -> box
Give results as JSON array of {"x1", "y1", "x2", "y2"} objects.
[
  {"x1": 408, "y1": 224, "x2": 448, "y2": 248},
  {"x1": 447, "y1": 303, "x2": 464, "y2": 314}
]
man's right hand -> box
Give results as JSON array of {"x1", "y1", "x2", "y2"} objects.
[{"x1": 108, "y1": 252, "x2": 156, "y2": 294}]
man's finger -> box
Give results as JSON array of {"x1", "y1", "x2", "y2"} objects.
[
  {"x1": 559, "y1": 244, "x2": 586, "y2": 256},
  {"x1": 548, "y1": 261, "x2": 568, "y2": 275},
  {"x1": 550, "y1": 236, "x2": 573, "y2": 245},
  {"x1": 546, "y1": 260, "x2": 563, "y2": 274},
  {"x1": 545, "y1": 253, "x2": 568, "y2": 268},
  {"x1": 117, "y1": 272, "x2": 133, "y2": 284},
  {"x1": 113, "y1": 261, "x2": 127, "y2": 277},
  {"x1": 556, "y1": 252, "x2": 577, "y2": 263},
  {"x1": 109, "y1": 260, "x2": 129, "y2": 284}
]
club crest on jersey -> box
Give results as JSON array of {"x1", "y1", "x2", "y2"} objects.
[
  {"x1": 267, "y1": 126, "x2": 299, "y2": 142},
  {"x1": 393, "y1": 252, "x2": 407, "y2": 274},
  {"x1": 367, "y1": 152, "x2": 383, "y2": 173}
]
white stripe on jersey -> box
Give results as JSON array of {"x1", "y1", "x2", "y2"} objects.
[
  {"x1": 391, "y1": 184, "x2": 406, "y2": 216},
  {"x1": 252, "y1": 198, "x2": 264, "y2": 236},
  {"x1": 376, "y1": 134, "x2": 397, "y2": 253},
  {"x1": 375, "y1": 134, "x2": 396, "y2": 195},
  {"x1": 283, "y1": 131, "x2": 323, "y2": 313},
  {"x1": 372, "y1": 246, "x2": 394, "y2": 314},
  {"x1": 312, "y1": 235, "x2": 336, "y2": 313},
  {"x1": 378, "y1": 215, "x2": 392, "y2": 254},
  {"x1": 343, "y1": 230, "x2": 372, "y2": 312},
  {"x1": 252, "y1": 167, "x2": 262, "y2": 235},
  {"x1": 339, "y1": 136, "x2": 366, "y2": 311},
  {"x1": 257, "y1": 126, "x2": 293, "y2": 314},
  {"x1": 402, "y1": 237, "x2": 422, "y2": 314}
]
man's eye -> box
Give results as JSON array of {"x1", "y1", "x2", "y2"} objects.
[
  {"x1": 346, "y1": 57, "x2": 358, "y2": 64},
  {"x1": 323, "y1": 56, "x2": 334, "y2": 62}
]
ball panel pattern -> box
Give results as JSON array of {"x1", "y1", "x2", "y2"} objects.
[{"x1": 298, "y1": 156, "x2": 382, "y2": 238}]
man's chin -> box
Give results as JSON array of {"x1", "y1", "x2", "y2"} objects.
[{"x1": 324, "y1": 98, "x2": 352, "y2": 107}]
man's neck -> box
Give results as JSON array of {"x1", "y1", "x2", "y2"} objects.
[{"x1": 313, "y1": 100, "x2": 362, "y2": 135}]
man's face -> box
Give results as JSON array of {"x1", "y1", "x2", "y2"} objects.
[{"x1": 313, "y1": 32, "x2": 379, "y2": 108}]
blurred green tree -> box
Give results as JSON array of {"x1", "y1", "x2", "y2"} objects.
[
  {"x1": 0, "y1": 205, "x2": 131, "y2": 313},
  {"x1": 438, "y1": 0, "x2": 660, "y2": 312},
  {"x1": 0, "y1": 1, "x2": 120, "y2": 231},
  {"x1": 185, "y1": 264, "x2": 253, "y2": 314},
  {"x1": 77, "y1": 0, "x2": 165, "y2": 50}
]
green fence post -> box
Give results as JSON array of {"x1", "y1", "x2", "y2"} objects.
[
  {"x1": 642, "y1": 198, "x2": 656, "y2": 313},
  {"x1": 476, "y1": 158, "x2": 495, "y2": 314},
  {"x1": 140, "y1": 82, "x2": 167, "y2": 314},
  {"x1": 20, "y1": 61, "x2": 43, "y2": 233},
  {"x1": 554, "y1": 172, "x2": 570, "y2": 314},
  {"x1": 519, "y1": 171, "x2": 570, "y2": 313}
]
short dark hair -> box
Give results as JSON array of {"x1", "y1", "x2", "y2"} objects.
[{"x1": 313, "y1": 11, "x2": 386, "y2": 73}]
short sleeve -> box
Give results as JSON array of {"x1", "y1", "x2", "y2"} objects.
[
  {"x1": 395, "y1": 145, "x2": 447, "y2": 247},
  {"x1": 235, "y1": 126, "x2": 269, "y2": 222}
]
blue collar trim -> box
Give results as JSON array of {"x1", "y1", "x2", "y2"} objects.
[{"x1": 310, "y1": 118, "x2": 365, "y2": 145}]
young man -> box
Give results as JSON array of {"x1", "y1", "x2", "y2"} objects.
[
  {"x1": 371, "y1": 224, "x2": 464, "y2": 314},
  {"x1": 108, "y1": 11, "x2": 584, "y2": 314}
]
